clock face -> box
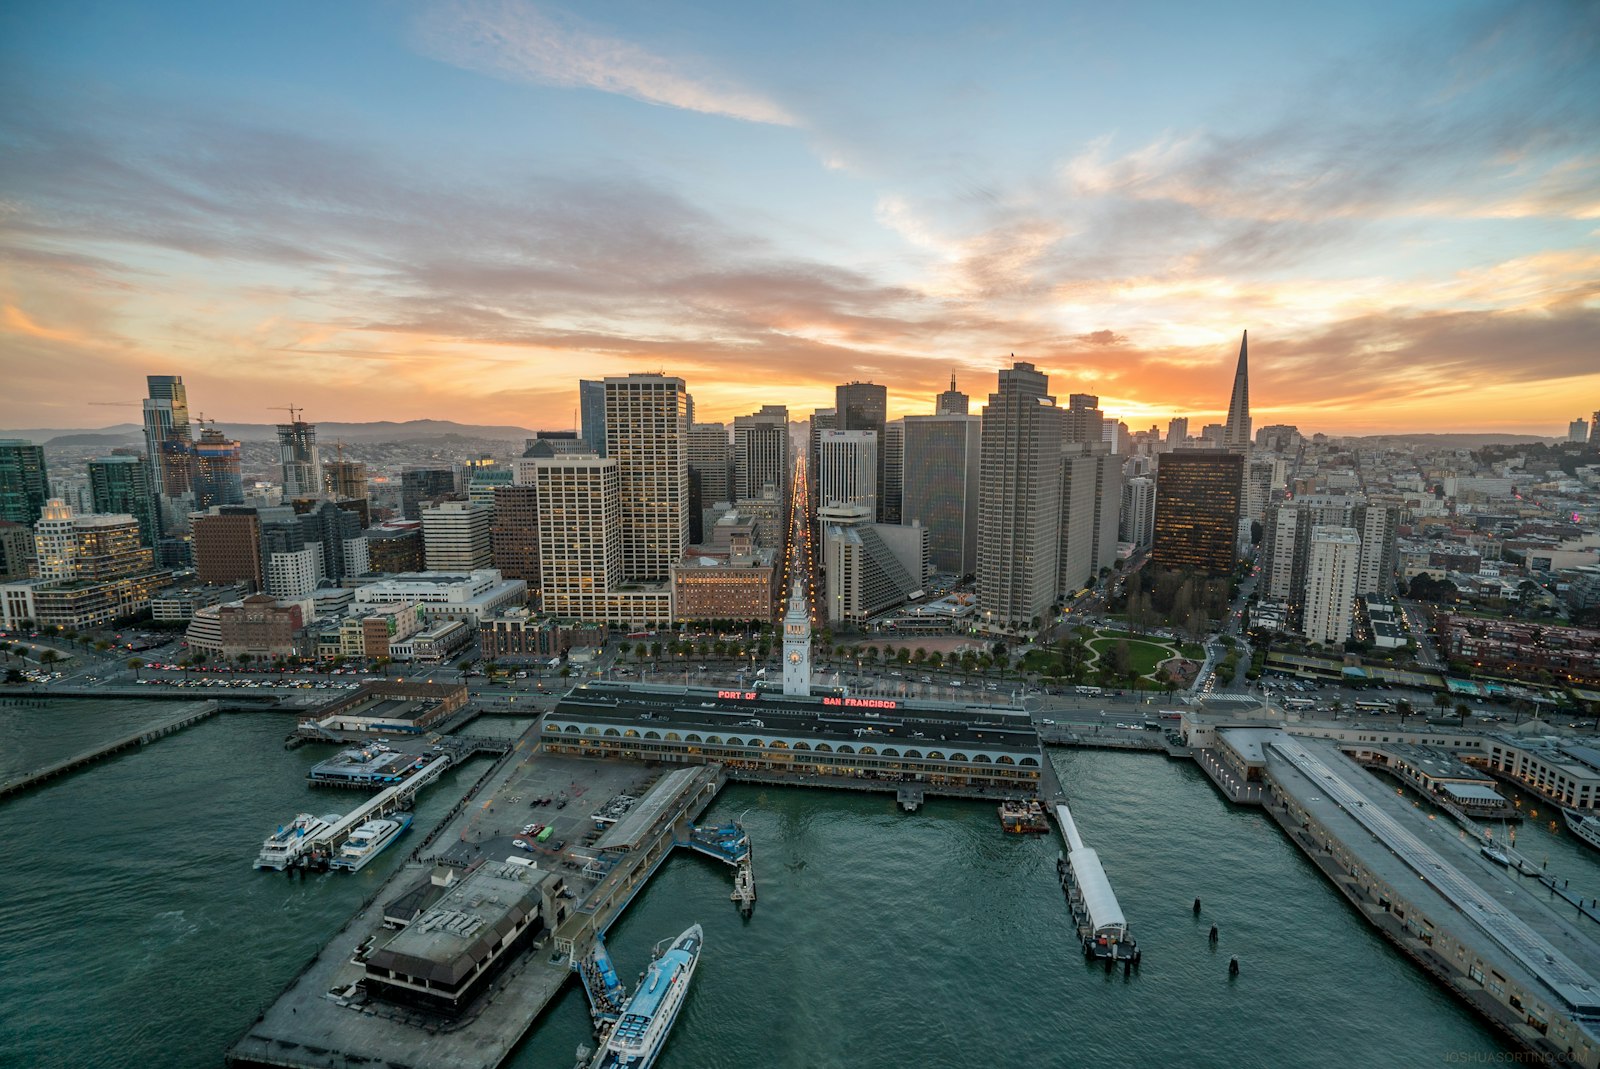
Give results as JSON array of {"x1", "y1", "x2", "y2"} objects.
[{"x1": 789, "y1": 652, "x2": 801, "y2": 664}]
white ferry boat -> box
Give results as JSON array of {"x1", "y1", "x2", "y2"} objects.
[
  {"x1": 329, "y1": 813, "x2": 413, "y2": 872},
  {"x1": 1563, "y1": 810, "x2": 1600, "y2": 853},
  {"x1": 590, "y1": 924, "x2": 703, "y2": 1069},
  {"x1": 254, "y1": 813, "x2": 339, "y2": 871}
]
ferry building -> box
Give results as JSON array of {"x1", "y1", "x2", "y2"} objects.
[{"x1": 541, "y1": 682, "x2": 1044, "y2": 798}]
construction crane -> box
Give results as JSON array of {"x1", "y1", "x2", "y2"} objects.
[
  {"x1": 192, "y1": 412, "x2": 217, "y2": 432},
  {"x1": 268, "y1": 404, "x2": 303, "y2": 423}
]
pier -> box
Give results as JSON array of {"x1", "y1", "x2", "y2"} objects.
[
  {"x1": 1211, "y1": 726, "x2": 1600, "y2": 1067},
  {"x1": 0, "y1": 701, "x2": 218, "y2": 800},
  {"x1": 1051, "y1": 798, "x2": 1138, "y2": 963},
  {"x1": 229, "y1": 746, "x2": 727, "y2": 1069}
]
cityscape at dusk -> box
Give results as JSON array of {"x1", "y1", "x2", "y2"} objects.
[
  {"x1": 3, "y1": 0, "x2": 1597, "y2": 434},
  {"x1": 5, "y1": 3, "x2": 1600, "y2": 1069}
]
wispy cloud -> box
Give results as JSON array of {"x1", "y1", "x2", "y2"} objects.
[{"x1": 413, "y1": 0, "x2": 798, "y2": 126}]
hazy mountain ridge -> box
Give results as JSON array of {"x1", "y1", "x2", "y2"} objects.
[{"x1": 5, "y1": 419, "x2": 538, "y2": 446}]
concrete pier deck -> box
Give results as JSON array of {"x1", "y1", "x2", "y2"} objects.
[
  {"x1": 0, "y1": 700, "x2": 218, "y2": 800},
  {"x1": 228, "y1": 736, "x2": 723, "y2": 1069}
]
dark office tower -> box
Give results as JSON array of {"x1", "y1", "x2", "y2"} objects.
[
  {"x1": 88, "y1": 456, "x2": 158, "y2": 547},
  {"x1": 192, "y1": 508, "x2": 263, "y2": 590},
  {"x1": 733, "y1": 405, "x2": 790, "y2": 502},
  {"x1": 902, "y1": 414, "x2": 980, "y2": 575},
  {"x1": 579, "y1": 380, "x2": 607, "y2": 458},
  {"x1": 809, "y1": 408, "x2": 835, "y2": 505},
  {"x1": 936, "y1": 373, "x2": 969, "y2": 416},
  {"x1": 0, "y1": 520, "x2": 30, "y2": 580},
  {"x1": 276, "y1": 413, "x2": 321, "y2": 500},
  {"x1": 191, "y1": 428, "x2": 244, "y2": 508},
  {"x1": 364, "y1": 523, "x2": 424, "y2": 573},
  {"x1": 1152, "y1": 450, "x2": 1244, "y2": 576},
  {"x1": 491, "y1": 484, "x2": 541, "y2": 591},
  {"x1": 298, "y1": 500, "x2": 362, "y2": 583},
  {"x1": 400, "y1": 466, "x2": 455, "y2": 520},
  {"x1": 978, "y1": 362, "x2": 1062, "y2": 631},
  {"x1": 1224, "y1": 331, "x2": 1251, "y2": 451},
  {"x1": 323, "y1": 459, "x2": 368, "y2": 503},
  {"x1": 1063, "y1": 394, "x2": 1104, "y2": 446},
  {"x1": 142, "y1": 375, "x2": 192, "y2": 496},
  {"x1": 835, "y1": 382, "x2": 887, "y2": 520},
  {"x1": 687, "y1": 423, "x2": 732, "y2": 542},
  {"x1": 0, "y1": 439, "x2": 50, "y2": 525},
  {"x1": 881, "y1": 419, "x2": 904, "y2": 524}
]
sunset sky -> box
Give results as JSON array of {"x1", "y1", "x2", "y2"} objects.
[{"x1": 2, "y1": 1, "x2": 1596, "y2": 436}]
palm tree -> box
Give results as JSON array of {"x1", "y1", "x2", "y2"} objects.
[{"x1": 127, "y1": 657, "x2": 143, "y2": 680}]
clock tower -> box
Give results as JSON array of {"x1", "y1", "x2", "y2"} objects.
[{"x1": 782, "y1": 579, "x2": 811, "y2": 697}]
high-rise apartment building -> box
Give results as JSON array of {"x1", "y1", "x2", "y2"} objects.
[
  {"x1": 1569, "y1": 418, "x2": 1590, "y2": 444},
  {"x1": 276, "y1": 413, "x2": 322, "y2": 500},
  {"x1": 579, "y1": 379, "x2": 608, "y2": 458},
  {"x1": 1057, "y1": 450, "x2": 1100, "y2": 596},
  {"x1": 687, "y1": 422, "x2": 732, "y2": 543},
  {"x1": 422, "y1": 501, "x2": 493, "y2": 572},
  {"x1": 1304, "y1": 525, "x2": 1360, "y2": 645},
  {"x1": 142, "y1": 375, "x2": 192, "y2": 498},
  {"x1": 401, "y1": 467, "x2": 456, "y2": 520},
  {"x1": 1089, "y1": 451, "x2": 1123, "y2": 576},
  {"x1": 1223, "y1": 331, "x2": 1251, "y2": 451},
  {"x1": 1120, "y1": 475, "x2": 1157, "y2": 547},
  {"x1": 323, "y1": 459, "x2": 369, "y2": 503},
  {"x1": 606, "y1": 374, "x2": 689, "y2": 583},
  {"x1": 191, "y1": 428, "x2": 244, "y2": 509},
  {"x1": 818, "y1": 429, "x2": 879, "y2": 516},
  {"x1": 33, "y1": 499, "x2": 154, "y2": 582},
  {"x1": 808, "y1": 408, "x2": 835, "y2": 505},
  {"x1": 88, "y1": 456, "x2": 158, "y2": 547},
  {"x1": 1166, "y1": 417, "x2": 1189, "y2": 449},
  {"x1": 978, "y1": 362, "x2": 1062, "y2": 630},
  {"x1": 733, "y1": 405, "x2": 789, "y2": 502},
  {"x1": 836, "y1": 382, "x2": 888, "y2": 521},
  {"x1": 299, "y1": 500, "x2": 366, "y2": 583},
  {"x1": 0, "y1": 439, "x2": 50, "y2": 526},
  {"x1": 532, "y1": 454, "x2": 625, "y2": 619},
  {"x1": 0, "y1": 521, "x2": 31, "y2": 581},
  {"x1": 1353, "y1": 503, "x2": 1398, "y2": 597},
  {"x1": 935, "y1": 374, "x2": 969, "y2": 416},
  {"x1": 901, "y1": 414, "x2": 980, "y2": 575},
  {"x1": 1151, "y1": 451, "x2": 1243, "y2": 575}
]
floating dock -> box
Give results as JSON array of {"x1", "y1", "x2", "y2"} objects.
[{"x1": 1052, "y1": 800, "x2": 1138, "y2": 963}]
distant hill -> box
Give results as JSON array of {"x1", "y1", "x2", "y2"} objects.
[
  {"x1": 3, "y1": 419, "x2": 536, "y2": 446},
  {"x1": 1348, "y1": 433, "x2": 1562, "y2": 449}
]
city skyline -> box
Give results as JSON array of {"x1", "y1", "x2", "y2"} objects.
[{"x1": 2, "y1": 2, "x2": 1597, "y2": 435}]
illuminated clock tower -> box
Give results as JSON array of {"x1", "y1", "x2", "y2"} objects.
[{"x1": 782, "y1": 579, "x2": 811, "y2": 697}]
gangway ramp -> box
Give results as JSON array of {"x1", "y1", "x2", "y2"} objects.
[{"x1": 302, "y1": 752, "x2": 454, "y2": 867}]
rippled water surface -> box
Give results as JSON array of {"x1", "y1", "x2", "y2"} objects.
[{"x1": 0, "y1": 711, "x2": 1545, "y2": 1068}]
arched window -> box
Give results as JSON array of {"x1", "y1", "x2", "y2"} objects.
[
  {"x1": 643, "y1": 731, "x2": 660, "y2": 740},
  {"x1": 972, "y1": 753, "x2": 991, "y2": 763},
  {"x1": 1020, "y1": 756, "x2": 1038, "y2": 767},
  {"x1": 815, "y1": 743, "x2": 833, "y2": 752},
  {"x1": 726, "y1": 737, "x2": 744, "y2": 746},
  {"x1": 793, "y1": 742, "x2": 810, "y2": 751},
  {"x1": 685, "y1": 734, "x2": 702, "y2": 743},
  {"x1": 603, "y1": 728, "x2": 621, "y2": 737},
  {"x1": 706, "y1": 736, "x2": 722, "y2": 745},
  {"x1": 583, "y1": 726, "x2": 600, "y2": 735},
  {"x1": 665, "y1": 732, "x2": 680, "y2": 741},
  {"x1": 904, "y1": 749, "x2": 922, "y2": 759},
  {"x1": 838, "y1": 745, "x2": 855, "y2": 754},
  {"x1": 997, "y1": 755, "x2": 1014, "y2": 765},
  {"x1": 881, "y1": 748, "x2": 899, "y2": 758},
  {"x1": 950, "y1": 753, "x2": 969, "y2": 762},
  {"x1": 860, "y1": 746, "x2": 877, "y2": 755},
  {"x1": 928, "y1": 751, "x2": 945, "y2": 760},
  {"x1": 564, "y1": 725, "x2": 581, "y2": 734}
]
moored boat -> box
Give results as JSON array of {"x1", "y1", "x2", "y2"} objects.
[
  {"x1": 255, "y1": 813, "x2": 340, "y2": 871},
  {"x1": 1563, "y1": 810, "x2": 1600, "y2": 853},
  {"x1": 590, "y1": 924, "x2": 703, "y2": 1069},
  {"x1": 998, "y1": 799, "x2": 1049, "y2": 833},
  {"x1": 329, "y1": 813, "x2": 413, "y2": 872}
]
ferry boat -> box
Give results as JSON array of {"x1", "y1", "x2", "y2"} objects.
[
  {"x1": 589, "y1": 924, "x2": 703, "y2": 1069},
  {"x1": 1563, "y1": 810, "x2": 1600, "y2": 853},
  {"x1": 328, "y1": 813, "x2": 413, "y2": 872},
  {"x1": 998, "y1": 799, "x2": 1050, "y2": 833},
  {"x1": 254, "y1": 813, "x2": 339, "y2": 871}
]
